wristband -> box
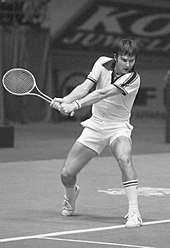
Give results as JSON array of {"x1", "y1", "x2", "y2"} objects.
[
  {"x1": 73, "y1": 100, "x2": 82, "y2": 110},
  {"x1": 72, "y1": 101, "x2": 79, "y2": 110},
  {"x1": 75, "y1": 100, "x2": 82, "y2": 109}
]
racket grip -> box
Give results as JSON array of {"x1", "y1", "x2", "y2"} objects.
[{"x1": 70, "y1": 111, "x2": 75, "y2": 117}]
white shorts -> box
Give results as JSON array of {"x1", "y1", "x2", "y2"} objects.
[{"x1": 77, "y1": 117, "x2": 133, "y2": 155}]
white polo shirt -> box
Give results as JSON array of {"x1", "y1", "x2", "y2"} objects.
[{"x1": 87, "y1": 56, "x2": 140, "y2": 122}]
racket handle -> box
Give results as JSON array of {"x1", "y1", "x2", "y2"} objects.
[{"x1": 70, "y1": 111, "x2": 75, "y2": 117}]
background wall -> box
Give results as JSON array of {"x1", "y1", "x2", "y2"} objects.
[
  {"x1": 0, "y1": 0, "x2": 170, "y2": 123},
  {"x1": 50, "y1": 0, "x2": 170, "y2": 122}
]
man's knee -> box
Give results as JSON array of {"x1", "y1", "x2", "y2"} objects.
[{"x1": 61, "y1": 167, "x2": 76, "y2": 186}]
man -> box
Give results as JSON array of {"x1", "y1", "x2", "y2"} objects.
[{"x1": 50, "y1": 38, "x2": 142, "y2": 228}]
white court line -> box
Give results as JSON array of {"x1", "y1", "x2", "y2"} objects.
[
  {"x1": 142, "y1": 219, "x2": 170, "y2": 226},
  {"x1": 0, "y1": 219, "x2": 170, "y2": 243},
  {"x1": 0, "y1": 224, "x2": 124, "y2": 243},
  {"x1": 42, "y1": 237, "x2": 156, "y2": 248}
]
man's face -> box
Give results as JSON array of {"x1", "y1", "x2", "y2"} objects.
[{"x1": 114, "y1": 54, "x2": 136, "y2": 75}]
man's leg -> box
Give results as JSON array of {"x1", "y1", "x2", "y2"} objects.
[
  {"x1": 61, "y1": 141, "x2": 97, "y2": 216},
  {"x1": 110, "y1": 136, "x2": 142, "y2": 227}
]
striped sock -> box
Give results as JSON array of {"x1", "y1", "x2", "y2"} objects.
[{"x1": 123, "y1": 180, "x2": 139, "y2": 213}]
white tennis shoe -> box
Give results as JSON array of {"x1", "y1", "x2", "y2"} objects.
[
  {"x1": 62, "y1": 185, "x2": 80, "y2": 216},
  {"x1": 125, "y1": 211, "x2": 142, "y2": 228}
]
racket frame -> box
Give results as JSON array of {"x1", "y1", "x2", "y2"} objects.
[
  {"x1": 2, "y1": 68, "x2": 74, "y2": 116},
  {"x1": 2, "y1": 68, "x2": 52, "y2": 103}
]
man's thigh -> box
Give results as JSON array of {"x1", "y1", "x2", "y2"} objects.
[
  {"x1": 63, "y1": 141, "x2": 97, "y2": 175},
  {"x1": 109, "y1": 136, "x2": 132, "y2": 158}
]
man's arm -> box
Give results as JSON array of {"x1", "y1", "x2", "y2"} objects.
[
  {"x1": 52, "y1": 79, "x2": 94, "y2": 104},
  {"x1": 63, "y1": 79, "x2": 94, "y2": 103},
  {"x1": 78, "y1": 84, "x2": 121, "y2": 106},
  {"x1": 61, "y1": 84, "x2": 122, "y2": 114},
  {"x1": 50, "y1": 79, "x2": 95, "y2": 113}
]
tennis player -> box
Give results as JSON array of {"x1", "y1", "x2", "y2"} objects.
[{"x1": 51, "y1": 38, "x2": 142, "y2": 228}]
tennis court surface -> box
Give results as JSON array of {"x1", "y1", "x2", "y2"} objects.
[{"x1": 0, "y1": 121, "x2": 170, "y2": 248}]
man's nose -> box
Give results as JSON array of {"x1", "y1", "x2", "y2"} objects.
[{"x1": 126, "y1": 61, "x2": 130, "y2": 66}]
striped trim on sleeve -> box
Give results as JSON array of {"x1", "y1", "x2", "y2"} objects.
[
  {"x1": 114, "y1": 83, "x2": 127, "y2": 95},
  {"x1": 87, "y1": 76, "x2": 98, "y2": 84}
]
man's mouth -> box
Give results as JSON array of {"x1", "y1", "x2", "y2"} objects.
[{"x1": 124, "y1": 68, "x2": 129, "y2": 72}]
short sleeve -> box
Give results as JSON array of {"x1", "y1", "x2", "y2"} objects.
[
  {"x1": 113, "y1": 72, "x2": 140, "y2": 95},
  {"x1": 87, "y1": 57, "x2": 105, "y2": 84}
]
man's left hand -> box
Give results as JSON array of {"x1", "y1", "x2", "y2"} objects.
[{"x1": 61, "y1": 102, "x2": 76, "y2": 115}]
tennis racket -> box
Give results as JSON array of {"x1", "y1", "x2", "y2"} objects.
[{"x1": 2, "y1": 68, "x2": 74, "y2": 116}]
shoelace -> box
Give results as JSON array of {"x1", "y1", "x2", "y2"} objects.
[
  {"x1": 124, "y1": 211, "x2": 141, "y2": 220},
  {"x1": 62, "y1": 198, "x2": 73, "y2": 211}
]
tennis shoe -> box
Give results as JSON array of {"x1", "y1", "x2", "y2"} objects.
[
  {"x1": 62, "y1": 185, "x2": 80, "y2": 216},
  {"x1": 125, "y1": 211, "x2": 142, "y2": 228}
]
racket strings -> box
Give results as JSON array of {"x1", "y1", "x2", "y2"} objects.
[{"x1": 3, "y1": 70, "x2": 35, "y2": 94}]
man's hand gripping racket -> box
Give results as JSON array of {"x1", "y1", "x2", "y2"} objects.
[
  {"x1": 50, "y1": 98, "x2": 77, "y2": 116},
  {"x1": 2, "y1": 68, "x2": 74, "y2": 116}
]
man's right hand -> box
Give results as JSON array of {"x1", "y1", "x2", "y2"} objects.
[{"x1": 50, "y1": 98, "x2": 69, "y2": 115}]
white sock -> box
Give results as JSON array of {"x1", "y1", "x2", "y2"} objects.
[{"x1": 123, "y1": 180, "x2": 139, "y2": 213}]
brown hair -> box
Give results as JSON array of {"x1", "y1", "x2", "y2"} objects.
[{"x1": 113, "y1": 38, "x2": 139, "y2": 58}]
